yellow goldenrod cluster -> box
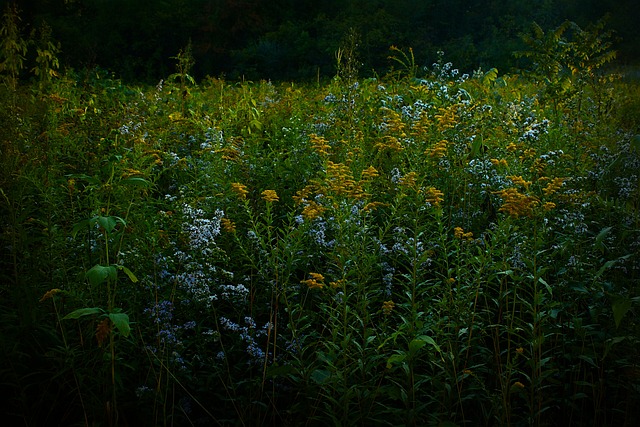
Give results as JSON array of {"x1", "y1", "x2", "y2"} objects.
[
  {"x1": 411, "y1": 111, "x2": 431, "y2": 137},
  {"x1": 375, "y1": 135, "x2": 404, "y2": 152},
  {"x1": 230, "y1": 182, "x2": 249, "y2": 199},
  {"x1": 325, "y1": 161, "x2": 366, "y2": 199},
  {"x1": 543, "y1": 201, "x2": 556, "y2": 211},
  {"x1": 382, "y1": 300, "x2": 395, "y2": 315},
  {"x1": 506, "y1": 142, "x2": 518, "y2": 152},
  {"x1": 490, "y1": 158, "x2": 508, "y2": 167},
  {"x1": 362, "y1": 201, "x2": 388, "y2": 213},
  {"x1": 530, "y1": 157, "x2": 546, "y2": 175},
  {"x1": 424, "y1": 187, "x2": 444, "y2": 207},
  {"x1": 519, "y1": 148, "x2": 536, "y2": 161},
  {"x1": 329, "y1": 278, "x2": 346, "y2": 289},
  {"x1": 435, "y1": 105, "x2": 457, "y2": 132},
  {"x1": 39, "y1": 288, "x2": 62, "y2": 302},
  {"x1": 217, "y1": 137, "x2": 244, "y2": 162},
  {"x1": 454, "y1": 226, "x2": 474, "y2": 240},
  {"x1": 95, "y1": 318, "x2": 111, "y2": 347},
  {"x1": 301, "y1": 272, "x2": 325, "y2": 290},
  {"x1": 426, "y1": 139, "x2": 448, "y2": 158},
  {"x1": 121, "y1": 168, "x2": 143, "y2": 179},
  {"x1": 221, "y1": 218, "x2": 236, "y2": 233},
  {"x1": 495, "y1": 188, "x2": 539, "y2": 218},
  {"x1": 542, "y1": 177, "x2": 566, "y2": 196},
  {"x1": 399, "y1": 171, "x2": 419, "y2": 190},
  {"x1": 507, "y1": 175, "x2": 532, "y2": 190},
  {"x1": 360, "y1": 165, "x2": 379, "y2": 181},
  {"x1": 310, "y1": 133, "x2": 331, "y2": 156},
  {"x1": 261, "y1": 189, "x2": 279, "y2": 203},
  {"x1": 301, "y1": 200, "x2": 327, "y2": 220},
  {"x1": 380, "y1": 107, "x2": 406, "y2": 136}
]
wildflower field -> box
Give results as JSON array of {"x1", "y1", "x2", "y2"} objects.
[{"x1": 2, "y1": 24, "x2": 640, "y2": 427}]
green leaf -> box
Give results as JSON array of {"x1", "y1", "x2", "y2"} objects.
[
  {"x1": 311, "y1": 369, "x2": 331, "y2": 384},
  {"x1": 482, "y1": 68, "x2": 498, "y2": 87},
  {"x1": 117, "y1": 265, "x2": 138, "y2": 283},
  {"x1": 71, "y1": 218, "x2": 91, "y2": 239},
  {"x1": 386, "y1": 353, "x2": 407, "y2": 369},
  {"x1": 63, "y1": 307, "x2": 103, "y2": 320},
  {"x1": 109, "y1": 312, "x2": 131, "y2": 337},
  {"x1": 121, "y1": 177, "x2": 150, "y2": 188},
  {"x1": 86, "y1": 264, "x2": 117, "y2": 286},
  {"x1": 414, "y1": 335, "x2": 442, "y2": 353},
  {"x1": 612, "y1": 297, "x2": 632, "y2": 329},
  {"x1": 538, "y1": 277, "x2": 552, "y2": 296},
  {"x1": 97, "y1": 216, "x2": 117, "y2": 234}
]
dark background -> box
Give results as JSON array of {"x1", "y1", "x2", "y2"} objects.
[{"x1": 14, "y1": 0, "x2": 640, "y2": 83}]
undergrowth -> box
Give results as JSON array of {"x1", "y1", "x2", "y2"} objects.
[{"x1": 1, "y1": 16, "x2": 639, "y2": 427}]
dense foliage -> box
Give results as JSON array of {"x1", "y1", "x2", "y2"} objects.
[
  {"x1": 1, "y1": 6, "x2": 640, "y2": 427},
  {"x1": 14, "y1": 0, "x2": 640, "y2": 82}
]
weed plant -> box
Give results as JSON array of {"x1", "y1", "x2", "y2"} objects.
[{"x1": 1, "y1": 25, "x2": 639, "y2": 427}]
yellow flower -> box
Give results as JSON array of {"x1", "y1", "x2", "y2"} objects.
[
  {"x1": 362, "y1": 201, "x2": 388, "y2": 213},
  {"x1": 39, "y1": 288, "x2": 62, "y2": 302},
  {"x1": 302, "y1": 201, "x2": 327, "y2": 221},
  {"x1": 542, "y1": 177, "x2": 565, "y2": 196},
  {"x1": 426, "y1": 140, "x2": 448, "y2": 158},
  {"x1": 230, "y1": 182, "x2": 249, "y2": 199},
  {"x1": 490, "y1": 158, "x2": 508, "y2": 167},
  {"x1": 310, "y1": 133, "x2": 331, "y2": 156},
  {"x1": 261, "y1": 189, "x2": 279, "y2": 203},
  {"x1": 424, "y1": 187, "x2": 444, "y2": 207},
  {"x1": 435, "y1": 106, "x2": 457, "y2": 131},
  {"x1": 302, "y1": 273, "x2": 325, "y2": 290},
  {"x1": 495, "y1": 188, "x2": 539, "y2": 218},
  {"x1": 543, "y1": 202, "x2": 556, "y2": 211},
  {"x1": 507, "y1": 175, "x2": 532, "y2": 190},
  {"x1": 382, "y1": 300, "x2": 395, "y2": 315},
  {"x1": 506, "y1": 142, "x2": 518, "y2": 152},
  {"x1": 399, "y1": 171, "x2": 419, "y2": 190},
  {"x1": 221, "y1": 218, "x2": 236, "y2": 233},
  {"x1": 360, "y1": 166, "x2": 379, "y2": 181},
  {"x1": 516, "y1": 347, "x2": 524, "y2": 354},
  {"x1": 454, "y1": 227, "x2": 474, "y2": 240},
  {"x1": 329, "y1": 278, "x2": 346, "y2": 289}
]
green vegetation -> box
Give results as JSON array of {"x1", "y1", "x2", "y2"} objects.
[{"x1": 1, "y1": 11, "x2": 639, "y2": 427}]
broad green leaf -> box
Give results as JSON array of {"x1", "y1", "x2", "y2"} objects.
[
  {"x1": 386, "y1": 353, "x2": 407, "y2": 369},
  {"x1": 121, "y1": 177, "x2": 150, "y2": 188},
  {"x1": 415, "y1": 335, "x2": 442, "y2": 353},
  {"x1": 86, "y1": 264, "x2": 117, "y2": 286},
  {"x1": 63, "y1": 307, "x2": 102, "y2": 319},
  {"x1": 117, "y1": 265, "x2": 138, "y2": 283},
  {"x1": 612, "y1": 297, "x2": 632, "y2": 329},
  {"x1": 71, "y1": 218, "x2": 91, "y2": 239},
  {"x1": 109, "y1": 312, "x2": 131, "y2": 337},
  {"x1": 97, "y1": 216, "x2": 117, "y2": 234},
  {"x1": 538, "y1": 277, "x2": 552, "y2": 296},
  {"x1": 409, "y1": 338, "x2": 427, "y2": 354},
  {"x1": 311, "y1": 369, "x2": 331, "y2": 384}
]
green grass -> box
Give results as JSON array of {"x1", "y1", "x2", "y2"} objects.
[{"x1": 1, "y1": 59, "x2": 639, "y2": 426}]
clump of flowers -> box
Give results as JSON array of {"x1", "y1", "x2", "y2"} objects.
[
  {"x1": 495, "y1": 188, "x2": 539, "y2": 218},
  {"x1": 301, "y1": 273, "x2": 325, "y2": 289},
  {"x1": 231, "y1": 182, "x2": 249, "y2": 199},
  {"x1": 424, "y1": 187, "x2": 445, "y2": 206},
  {"x1": 382, "y1": 300, "x2": 395, "y2": 315},
  {"x1": 454, "y1": 226, "x2": 474, "y2": 240},
  {"x1": 261, "y1": 189, "x2": 279, "y2": 203}
]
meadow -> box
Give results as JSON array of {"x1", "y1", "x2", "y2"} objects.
[{"x1": 1, "y1": 24, "x2": 640, "y2": 427}]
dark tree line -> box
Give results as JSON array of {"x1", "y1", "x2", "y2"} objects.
[{"x1": 12, "y1": 0, "x2": 640, "y2": 82}]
